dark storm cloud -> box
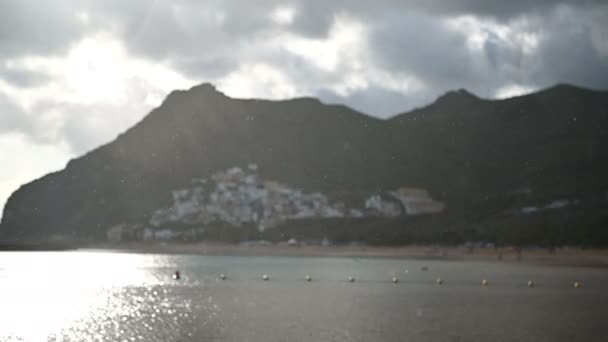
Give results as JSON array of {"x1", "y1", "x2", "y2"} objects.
[
  {"x1": 0, "y1": 0, "x2": 84, "y2": 58},
  {"x1": 284, "y1": 0, "x2": 608, "y2": 37},
  {"x1": 68, "y1": 0, "x2": 608, "y2": 74},
  {"x1": 81, "y1": 0, "x2": 281, "y2": 57},
  {"x1": 289, "y1": 2, "x2": 338, "y2": 38},
  {"x1": 0, "y1": 0, "x2": 606, "y2": 124},
  {"x1": 369, "y1": 12, "x2": 474, "y2": 88},
  {"x1": 1, "y1": 0, "x2": 606, "y2": 59},
  {"x1": 361, "y1": 3, "x2": 608, "y2": 108},
  {"x1": 531, "y1": 11, "x2": 608, "y2": 89},
  {"x1": 75, "y1": 0, "x2": 607, "y2": 108}
]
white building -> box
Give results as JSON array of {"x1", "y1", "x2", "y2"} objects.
[
  {"x1": 390, "y1": 188, "x2": 445, "y2": 215},
  {"x1": 365, "y1": 195, "x2": 402, "y2": 217}
]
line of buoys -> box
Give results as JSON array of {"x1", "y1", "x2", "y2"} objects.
[{"x1": 169, "y1": 272, "x2": 584, "y2": 289}]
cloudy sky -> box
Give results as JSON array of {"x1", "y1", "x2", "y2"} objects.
[{"x1": 1, "y1": 0, "x2": 607, "y2": 217}]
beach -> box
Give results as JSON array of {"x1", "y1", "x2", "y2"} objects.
[{"x1": 83, "y1": 242, "x2": 608, "y2": 267}]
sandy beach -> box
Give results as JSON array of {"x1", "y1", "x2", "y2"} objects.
[{"x1": 80, "y1": 242, "x2": 608, "y2": 267}]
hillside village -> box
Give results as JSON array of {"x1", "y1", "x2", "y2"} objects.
[
  {"x1": 4, "y1": 84, "x2": 607, "y2": 247},
  {"x1": 107, "y1": 165, "x2": 445, "y2": 242}
]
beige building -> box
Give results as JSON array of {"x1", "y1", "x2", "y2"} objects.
[{"x1": 390, "y1": 187, "x2": 445, "y2": 215}]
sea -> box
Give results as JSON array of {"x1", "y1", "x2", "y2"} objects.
[{"x1": 0, "y1": 251, "x2": 607, "y2": 342}]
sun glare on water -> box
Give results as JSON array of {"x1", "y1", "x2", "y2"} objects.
[{"x1": 0, "y1": 251, "x2": 167, "y2": 341}]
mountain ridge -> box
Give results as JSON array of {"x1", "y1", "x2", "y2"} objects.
[{"x1": 2, "y1": 83, "x2": 608, "y2": 245}]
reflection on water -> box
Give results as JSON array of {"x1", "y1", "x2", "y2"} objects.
[
  {"x1": 0, "y1": 252, "x2": 201, "y2": 342},
  {"x1": 1, "y1": 251, "x2": 607, "y2": 341}
]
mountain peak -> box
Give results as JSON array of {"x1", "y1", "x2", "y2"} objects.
[
  {"x1": 162, "y1": 82, "x2": 228, "y2": 107},
  {"x1": 188, "y1": 82, "x2": 224, "y2": 95},
  {"x1": 435, "y1": 89, "x2": 479, "y2": 104},
  {"x1": 540, "y1": 83, "x2": 591, "y2": 95}
]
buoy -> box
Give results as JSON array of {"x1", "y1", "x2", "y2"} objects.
[
  {"x1": 348, "y1": 276, "x2": 355, "y2": 283},
  {"x1": 527, "y1": 280, "x2": 534, "y2": 287},
  {"x1": 172, "y1": 271, "x2": 181, "y2": 280},
  {"x1": 262, "y1": 273, "x2": 269, "y2": 281},
  {"x1": 305, "y1": 275, "x2": 312, "y2": 282},
  {"x1": 574, "y1": 281, "x2": 581, "y2": 288},
  {"x1": 392, "y1": 277, "x2": 399, "y2": 283},
  {"x1": 219, "y1": 273, "x2": 226, "y2": 280},
  {"x1": 436, "y1": 278, "x2": 443, "y2": 285},
  {"x1": 481, "y1": 279, "x2": 488, "y2": 286}
]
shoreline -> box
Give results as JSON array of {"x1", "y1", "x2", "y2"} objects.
[
  {"x1": 3, "y1": 241, "x2": 608, "y2": 267},
  {"x1": 73, "y1": 242, "x2": 608, "y2": 267}
]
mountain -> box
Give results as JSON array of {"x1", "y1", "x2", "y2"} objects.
[{"x1": 2, "y1": 83, "x2": 608, "y2": 245}]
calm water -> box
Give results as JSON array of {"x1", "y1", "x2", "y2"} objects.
[{"x1": 0, "y1": 251, "x2": 607, "y2": 341}]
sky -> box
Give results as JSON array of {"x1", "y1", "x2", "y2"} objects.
[{"x1": 0, "y1": 0, "x2": 607, "y2": 218}]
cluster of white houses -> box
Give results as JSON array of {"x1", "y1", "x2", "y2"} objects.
[
  {"x1": 148, "y1": 165, "x2": 365, "y2": 231},
  {"x1": 106, "y1": 224, "x2": 181, "y2": 242},
  {"x1": 107, "y1": 165, "x2": 445, "y2": 242}
]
